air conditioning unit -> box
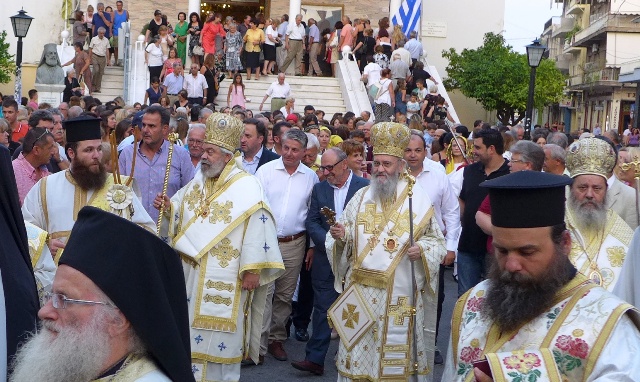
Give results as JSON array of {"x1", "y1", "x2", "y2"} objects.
[{"x1": 592, "y1": 43, "x2": 599, "y2": 52}]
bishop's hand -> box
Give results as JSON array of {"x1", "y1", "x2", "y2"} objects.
[
  {"x1": 329, "y1": 223, "x2": 345, "y2": 240},
  {"x1": 407, "y1": 245, "x2": 421, "y2": 261}
]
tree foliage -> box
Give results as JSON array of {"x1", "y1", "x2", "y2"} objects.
[
  {"x1": 442, "y1": 32, "x2": 566, "y2": 125},
  {"x1": 0, "y1": 31, "x2": 16, "y2": 84}
]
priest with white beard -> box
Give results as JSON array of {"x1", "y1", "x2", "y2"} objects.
[
  {"x1": 327, "y1": 122, "x2": 445, "y2": 382},
  {"x1": 10, "y1": 206, "x2": 194, "y2": 382}
]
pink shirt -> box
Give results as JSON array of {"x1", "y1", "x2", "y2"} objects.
[
  {"x1": 341, "y1": 24, "x2": 354, "y2": 48},
  {"x1": 12, "y1": 153, "x2": 50, "y2": 205}
]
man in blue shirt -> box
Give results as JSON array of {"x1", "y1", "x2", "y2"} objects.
[{"x1": 92, "y1": 3, "x2": 112, "y2": 38}]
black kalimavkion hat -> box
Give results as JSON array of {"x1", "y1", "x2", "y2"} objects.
[
  {"x1": 59, "y1": 207, "x2": 195, "y2": 382},
  {"x1": 62, "y1": 115, "x2": 102, "y2": 143}
]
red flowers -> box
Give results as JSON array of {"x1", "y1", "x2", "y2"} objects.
[{"x1": 555, "y1": 335, "x2": 589, "y2": 359}]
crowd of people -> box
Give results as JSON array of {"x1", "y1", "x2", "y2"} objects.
[{"x1": 2, "y1": 6, "x2": 640, "y2": 381}]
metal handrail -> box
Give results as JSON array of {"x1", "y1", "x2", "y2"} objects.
[{"x1": 122, "y1": 22, "x2": 131, "y2": 104}]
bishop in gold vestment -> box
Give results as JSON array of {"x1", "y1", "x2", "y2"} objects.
[
  {"x1": 327, "y1": 123, "x2": 445, "y2": 382},
  {"x1": 157, "y1": 113, "x2": 284, "y2": 382}
]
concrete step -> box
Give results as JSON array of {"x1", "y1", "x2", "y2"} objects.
[{"x1": 214, "y1": 75, "x2": 347, "y2": 115}]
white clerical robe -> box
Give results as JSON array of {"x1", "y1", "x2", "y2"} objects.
[
  {"x1": 327, "y1": 178, "x2": 445, "y2": 382},
  {"x1": 21, "y1": 170, "x2": 155, "y2": 253},
  {"x1": 24, "y1": 221, "x2": 56, "y2": 304},
  {"x1": 566, "y1": 208, "x2": 633, "y2": 291},
  {"x1": 614, "y1": 226, "x2": 640, "y2": 308},
  {"x1": 92, "y1": 354, "x2": 171, "y2": 381},
  {"x1": 442, "y1": 274, "x2": 640, "y2": 381},
  {"x1": 166, "y1": 158, "x2": 284, "y2": 382}
]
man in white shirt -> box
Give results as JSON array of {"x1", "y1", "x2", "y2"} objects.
[
  {"x1": 362, "y1": 56, "x2": 382, "y2": 89},
  {"x1": 255, "y1": 129, "x2": 319, "y2": 363},
  {"x1": 404, "y1": 31, "x2": 424, "y2": 67},
  {"x1": 307, "y1": 18, "x2": 322, "y2": 77},
  {"x1": 259, "y1": 73, "x2": 292, "y2": 112},
  {"x1": 280, "y1": 14, "x2": 306, "y2": 76},
  {"x1": 391, "y1": 40, "x2": 411, "y2": 67},
  {"x1": 162, "y1": 62, "x2": 184, "y2": 105},
  {"x1": 277, "y1": 14, "x2": 290, "y2": 67},
  {"x1": 404, "y1": 130, "x2": 460, "y2": 364},
  {"x1": 88, "y1": 27, "x2": 111, "y2": 93},
  {"x1": 183, "y1": 63, "x2": 208, "y2": 106}
]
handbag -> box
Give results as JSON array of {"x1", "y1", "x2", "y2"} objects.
[
  {"x1": 192, "y1": 45, "x2": 204, "y2": 56},
  {"x1": 329, "y1": 33, "x2": 338, "y2": 48},
  {"x1": 275, "y1": 39, "x2": 283, "y2": 48}
]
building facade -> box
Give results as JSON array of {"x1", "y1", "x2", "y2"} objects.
[{"x1": 542, "y1": 0, "x2": 640, "y2": 134}]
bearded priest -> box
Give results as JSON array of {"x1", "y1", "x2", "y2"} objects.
[
  {"x1": 443, "y1": 171, "x2": 640, "y2": 381},
  {"x1": 326, "y1": 122, "x2": 445, "y2": 381},
  {"x1": 21, "y1": 116, "x2": 154, "y2": 259},
  {"x1": 154, "y1": 112, "x2": 284, "y2": 382}
]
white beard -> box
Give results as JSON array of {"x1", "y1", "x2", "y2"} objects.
[
  {"x1": 200, "y1": 159, "x2": 227, "y2": 179},
  {"x1": 10, "y1": 313, "x2": 113, "y2": 382},
  {"x1": 370, "y1": 170, "x2": 400, "y2": 201}
]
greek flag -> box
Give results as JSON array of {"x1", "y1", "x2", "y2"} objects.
[{"x1": 392, "y1": 0, "x2": 422, "y2": 37}]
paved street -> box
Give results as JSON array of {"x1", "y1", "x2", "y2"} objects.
[{"x1": 240, "y1": 267, "x2": 458, "y2": 381}]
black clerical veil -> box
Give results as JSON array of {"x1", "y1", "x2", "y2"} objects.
[{"x1": 0, "y1": 145, "x2": 39, "y2": 371}]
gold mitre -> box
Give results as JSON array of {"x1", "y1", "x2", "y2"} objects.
[
  {"x1": 204, "y1": 112, "x2": 243, "y2": 152},
  {"x1": 371, "y1": 122, "x2": 411, "y2": 158},
  {"x1": 566, "y1": 137, "x2": 616, "y2": 180}
]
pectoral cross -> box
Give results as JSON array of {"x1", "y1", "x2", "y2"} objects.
[
  {"x1": 357, "y1": 204, "x2": 383, "y2": 234},
  {"x1": 320, "y1": 206, "x2": 337, "y2": 226},
  {"x1": 387, "y1": 296, "x2": 414, "y2": 325}
]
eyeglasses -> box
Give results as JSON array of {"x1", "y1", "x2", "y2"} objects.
[
  {"x1": 27, "y1": 129, "x2": 50, "y2": 152},
  {"x1": 44, "y1": 292, "x2": 115, "y2": 310},
  {"x1": 319, "y1": 158, "x2": 344, "y2": 172},
  {"x1": 372, "y1": 160, "x2": 398, "y2": 169},
  {"x1": 188, "y1": 138, "x2": 204, "y2": 146},
  {"x1": 510, "y1": 159, "x2": 524, "y2": 163}
]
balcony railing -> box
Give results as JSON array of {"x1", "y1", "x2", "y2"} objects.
[
  {"x1": 574, "y1": 15, "x2": 640, "y2": 45},
  {"x1": 584, "y1": 67, "x2": 620, "y2": 83},
  {"x1": 552, "y1": 17, "x2": 575, "y2": 38}
]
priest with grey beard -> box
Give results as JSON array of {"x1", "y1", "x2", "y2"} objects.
[
  {"x1": 564, "y1": 137, "x2": 633, "y2": 291},
  {"x1": 10, "y1": 206, "x2": 195, "y2": 382},
  {"x1": 443, "y1": 171, "x2": 640, "y2": 382}
]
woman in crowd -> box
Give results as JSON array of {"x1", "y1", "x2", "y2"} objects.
[
  {"x1": 115, "y1": 118, "x2": 133, "y2": 146},
  {"x1": 200, "y1": 54, "x2": 219, "y2": 101},
  {"x1": 354, "y1": 27, "x2": 375, "y2": 72},
  {"x1": 73, "y1": 11, "x2": 88, "y2": 46},
  {"x1": 442, "y1": 135, "x2": 471, "y2": 174},
  {"x1": 373, "y1": 68, "x2": 394, "y2": 122},
  {"x1": 391, "y1": 24, "x2": 407, "y2": 50},
  {"x1": 160, "y1": 47, "x2": 181, "y2": 81},
  {"x1": 225, "y1": 23, "x2": 244, "y2": 78},
  {"x1": 532, "y1": 130, "x2": 547, "y2": 147},
  {"x1": 630, "y1": 128, "x2": 640, "y2": 147},
  {"x1": 85, "y1": 5, "x2": 94, "y2": 38},
  {"x1": 174, "y1": 12, "x2": 189, "y2": 65},
  {"x1": 188, "y1": 12, "x2": 204, "y2": 66},
  {"x1": 0, "y1": 119, "x2": 19, "y2": 155},
  {"x1": 326, "y1": 21, "x2": 343, "y2": 78},
  {"x1": 63, "y1": 42, "x2": 92, "y2": 95},
  {"x1": 262, "y1": 18, "x2": 279, "y2": 76},
  {"x1": 144, "y1": 77, "x2": 163, "y2": 106},
  {"x1": 318, "y1": 125, "x2": 331, "y2": 154},
  {"x1": 376, "y1": 28, "x2": 392, "y2": 58},
  {"x1": 63, "y1": 69, "x2": 82, "y2": 103},
  {"x1": 146, "y1": 10, "x2": 167, "y2": 43},
  {"x1": 330, "y1": 113, "x2": 344, "y2": 127},
  {"x1": 145, "y1": 36, "x2": 164, "y2": 86},
  {"x1": 266, "y1": 126, "x2": 275, "y2": 151},
  {"x1": 159, "y1": 96, "x2": 173, "y2": 113},
  {"x1": 157, "y1": 25, "x2": 174, "y2": 61},
  {"x1": 243, "y1": 18, "x2": 265, "y2": 81},
  {"x1": 100, "y1": 110, "x2": 116, "y2": 141},
  {"x1": 342, "y1": 138, "x2": 370, "y2": 179},
  {"x1": 227, "y1": 74, "x2": 246, "y2": 109},
  {"x1": 373, "y1": 45, "x2": 390, "y2": 69},
  {"x1": 280, "y1": 97, "x2": 295, "y2": 118},
  {"x1": 201, "y1": 13, "x2": 226, "y2": 61},
  {"x1": 431, "y1": 131, "x2": 451, "y2": 162},
  {"x1": 174, "y1": 90, "x2": 191, "y2": 111},
  {"x1": 395, "y1": 79, "x2": 407, "y2": 117}
]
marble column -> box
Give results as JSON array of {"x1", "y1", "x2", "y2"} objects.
[{"x1": 289, "y1": 0, "x2": 301, "y2": 19}]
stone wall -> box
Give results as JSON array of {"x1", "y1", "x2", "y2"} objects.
[{"x1": 269, "y1": 0, "x2": 388, "y2": 26}]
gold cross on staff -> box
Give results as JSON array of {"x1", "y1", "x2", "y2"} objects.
[
  {"x1": 320, "y1": 206, "x2": 337, "y2": 226},
  {"x1": 387, "y1": 296, "x2": 414, "y2": 325},
  {"x1": 357, "y1": 204, "x2": 383, "y2": 234}
]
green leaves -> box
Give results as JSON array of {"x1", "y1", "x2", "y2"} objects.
[
  {"x1": 0, "y1": 31, "x2": 16, "y2": 84},
  {"x1": 442, "y1": 32, "x2": 566, "y2": 125}
]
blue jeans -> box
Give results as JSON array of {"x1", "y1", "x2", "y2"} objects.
[{"x1": 457, "y1": 250, "x2": 487, "y2": 297}]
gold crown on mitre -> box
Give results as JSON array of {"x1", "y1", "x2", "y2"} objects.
[
  {"x1": 371, "y1": 122, "x2": 411, "y2": 158},
  {"x1": 566, "y1": 137, "x2": 616, "y2": 180},
  {"x1": 204, "y1": 112, "x2": 243, "y2": 152}
]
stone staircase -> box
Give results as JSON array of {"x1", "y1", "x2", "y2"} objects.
[
  {"x1": 213, "y1": 75, "x2": 347, "y2": 116},
  {"x1": 92, "y1": 65, "x2": 125, "y2": 102}
]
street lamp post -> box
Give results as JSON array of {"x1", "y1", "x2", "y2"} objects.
[
  {"x1": 524, "y1": 38, "x2": 546, "y2": 141},
  {"x1": 10, "y1": 9, "x2": 34, "y2": 102}
]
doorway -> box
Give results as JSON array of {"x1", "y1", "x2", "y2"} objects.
[{"x1": 200, "y1": 0, "x2": 269, "y2": 23}]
